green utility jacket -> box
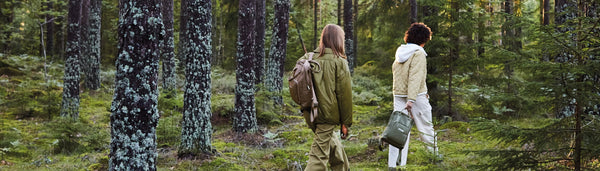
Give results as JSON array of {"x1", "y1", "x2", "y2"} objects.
[{"x1": 299, "y1": 48, "x2": 353, "y2": 128}]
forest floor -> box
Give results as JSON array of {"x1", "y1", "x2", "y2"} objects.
[{"x1": 0, "y1": 54, "x2": 502, "y2": 170}]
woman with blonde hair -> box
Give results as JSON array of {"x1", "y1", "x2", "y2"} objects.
[{"x1": 302, "y1": 24, "x2": 353, "y2": 171}]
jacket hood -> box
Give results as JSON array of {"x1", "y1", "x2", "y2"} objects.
[{"x1": 395, "y1": 43, "x2": 427, "y2": 63}]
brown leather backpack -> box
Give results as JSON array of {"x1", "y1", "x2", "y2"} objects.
[{"x1": 288, "y1": 52, "x2": 321, "y2": 122}]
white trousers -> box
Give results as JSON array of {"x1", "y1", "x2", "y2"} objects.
[{"x1": 388, "y1": 94, "x2": 436, "y2": 167}]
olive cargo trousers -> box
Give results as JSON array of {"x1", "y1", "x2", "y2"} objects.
[{"x1": 305, "y1": 124, "x2": 349, "y2": 171}]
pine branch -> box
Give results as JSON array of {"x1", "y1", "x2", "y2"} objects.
[{"x1": 541, "y1": 26, "x2": 583, "y2": 59}]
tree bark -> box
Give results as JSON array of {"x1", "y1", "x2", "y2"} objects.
[
  {"x1": 109, "y1": 0, "x2": 163, "y2": 169},
  {"x1": 161, "y1": 0, "x2": 176, "y2": 94},
  {"x1": 409, "y1": 0, "x2": 418, "y2": 24},
  {"x1": 344, "y1": 0, "x2": 354, "y2": 73},
  {"x1": 542, "y1": 0, "x2": 550, "y2": 25},
  {"x1": 313, "y1": 0, "x2": 318, "y2": 50},
  {"x1": 178, "y1": 0, "x2": 189, "y2": 70},
  {"x1": 61, "y1": 0, "x2": 83, "y2": 119},
  {"x1": 478, "y1": 0, "x2": 487, "y2": 57},
  {"x1": 265, "y1": 0, "x2": 290, "y2": 105},
  {"x1": 254, "y1": 0, "x2": 266, "y2": 85},
  {"x1": 83, "y1": 0, "x2": 102, "y2": 90},
  {"x1": 234, "y1": 0, "x2": 258, "y2": 133},
  {"x1": 178, "y1": 0, "x2": 213, "y2": 157},
  {"x1": 448, "y1": 0, "x2": 459, "y2": 118},
  {"x1": 45, "y1": 1, "x2": 55, "y2": 58},
  {"x1": 338, "y1": 0, "x2": 341, "y2": 25}
]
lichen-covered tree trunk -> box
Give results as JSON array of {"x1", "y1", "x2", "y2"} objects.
[
  {"x1": 109, "y1": 0, "x2": 163, "y2": 170},
  {"x1": 254, "y1": 0, "x2": 266, "y2": 85},
  {"x1": 83, "y1": 0, "x2": 102, "y2": 90},
  {"x1": 265, "y1": 0, "x2": 290, "y2": 105},
  {"x1": 178, "y1": 0, "x2": 213, "y2": 157},
  {"x1": 161, "y1": 0, "x2": 176, "y2": 94},
  {"x1": 233, "y1": 0, "x2": 258, "y2": 133},
  {"x1": 60, "y1": 0, "x2": 83, "y2": 119},
  {"x1": 343, "y1": 0, "x2": 355, "y2": 73}
]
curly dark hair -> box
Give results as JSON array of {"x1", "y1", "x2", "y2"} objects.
[{"x1": 404, "y1": 23, "x2": 432, "y2": 45}]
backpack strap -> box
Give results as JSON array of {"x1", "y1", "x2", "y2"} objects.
[
  {"x1": 307, "y1": 52, "x2": 319, "y2": 123},
  {"x1": 307, "y1": 52, "x2": 321, "y2": 73}
]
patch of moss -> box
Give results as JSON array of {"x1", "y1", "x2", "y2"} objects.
[
  {"x1": 439, "y1": 121, "x2": 471, "y2": 134},
  {"x1": 278, "y1": 128, "x2": 312, "y2": 146},
  {"x1": 0, "y1": 67, "x2": 24, "y2": 76}
]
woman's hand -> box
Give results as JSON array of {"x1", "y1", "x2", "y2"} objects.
[
  {"x1": 340, "y1": 124, "x2": 348, "y2": 140},
  {"x1": 405, "y1": 101, "x2": 414, "y2": 111},
  {"x1": 405, "y1": 101, "x2": 414, "y2": 119}
]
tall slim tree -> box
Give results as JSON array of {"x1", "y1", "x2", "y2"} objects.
[
  {"x1": 541, "y1": 0, "x2": 550, "y2": 25},
  {"x1": 343, "y1": 0, "x2": 354, "y2": 73},
  {"x1": 447, "y1": 0, "x2": 460, "y2": 118},
  {"x1": 178, "y1": 0, "x2": 189, "y2": 69},
  {"x1": 265, "y1": 0, "x2": 290, "y2": 105},
  {"x1": 178, "y1": 0, "x2": 213, "y2": 157},
  {"x1": 409, "y1": 0, "x2": 418, "y2": 23},
  {"x1": 338, "y1": 0, "x2": 341, "y2": 25},
  {"x1": 161, "y1": 0, "x2": 176, "y2": 93},
  {"x1": 109, "y1": 0, "x2": 163, "y2": 169},
  {"x1": 233, "y1": 0, "x2": 258, "y2": 133},
  {"x1": 254, "y1": 0, "x2": 266, "y2": 85},
  {"x1": 83, "y1": 0, "x2": 102, "y2": 90},
  {"x1": 60, "y1": 0, "x2": 83, "y2": 119},
  {"x1": 44, "y1": 0, "x2": 55, "y2": 58},
  {"x1": 313, "y1": 0, "x2": 318, "y2": 50}
]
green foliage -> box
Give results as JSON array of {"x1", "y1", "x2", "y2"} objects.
[
  {"x1": 156, "y1": 115, "x2": 182, "y2": 148},
  {"x1": 471, "y1": 117, "x2": 600, "y2": 170},
  {"x1": 211, "y1": 67, "x2": 236, "y2": 94},
  {"x1": 46, "y1": 117, "x2": 108, "y2": 154},
  {"x1": 278, "y1": 128, "x2": 312, "y2": 146},
  {"x1": 0, "y1": 55, "x2": 64, "y2": 120},
  {"x1": 352, "y1": 61, "x2": 390, "y2": 105},
  {"x1": 211, "y1": 94, "x2": 235, "y2": 118},
  {"x1": 158, "y1": 92, "x2": 184, "y2": 117},
  {"x1": 0, "y1": 123, "x2": 31, "y2": 159},
  {"x1": 255, "y1": 86, "x2": 282, "y2": 126},
  {"x1": 88, "y1": 155, "x2": 109, "y2": 170}
]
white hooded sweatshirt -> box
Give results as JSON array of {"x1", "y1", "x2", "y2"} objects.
[{"x1": 395, "y1": 43, "x2": 427, "y2": 63}]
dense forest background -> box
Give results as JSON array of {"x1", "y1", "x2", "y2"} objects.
[{"x1": 0, "y1": 0, "x2": 599, "y2": 170}]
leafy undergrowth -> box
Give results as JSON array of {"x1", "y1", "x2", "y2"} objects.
[{"x1": 1, "y1": 54, "x2": 497, "y2": 170}]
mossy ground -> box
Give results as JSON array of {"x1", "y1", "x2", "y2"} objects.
[{"x1": 1, "y1": 54, "x2": 499, "y2": 170}]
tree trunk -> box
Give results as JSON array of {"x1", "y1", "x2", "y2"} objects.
[
  {"x1": 542, "y1": 0, "x2": 550, "y2": 25},
  {"x1": 313, "y1": 0, "x2": 318, "y2": 50},
  {"x1": 448, "y1": 0, "x2": 459, "y2": 118},
  {"x1": 61, "y1": 0, "x2": 83, "y2": 119},
  {"x1": 344, "y1": 0, "x2": 354, "y2": 73},
  {"x1": 83, "y1": 0, "x2": 102, "y2": 90},
  {"x1": 353, "y1": 0, "x2": 358, "y2": 71},
  {"x1": 265, "y1": 0, "x2": 290, "y2": 105},
  {"x1": 409, "y1": 0, "x2": 418, "y2": 23},
  {"x1": 109, "y1": 0, "x2": 163, "y2": 169},
  {"x1": 45, "y1": 1, "x2": 55, "y2": 58},
  {"x1": 234, "y1": 0, "x2": 258, "y2": 133},
  {"x1": 478, "y1": 0, "x2": 487, "y2": 57},
  {"x1": 161, "y1": 0, "x2": 176, "y2": 94},
  {"x1": 254, "y1": 0, "x2": 266, "y2": 85},
  {"x1": 178, "y1": 0, "x2": 189, "y2": 70},
  {"x1": 178, "y1": 0, "x2": 213, "y2": 157},
  {"x1": 338, "y1": 0, "x2": 341, "y2": 25}
]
